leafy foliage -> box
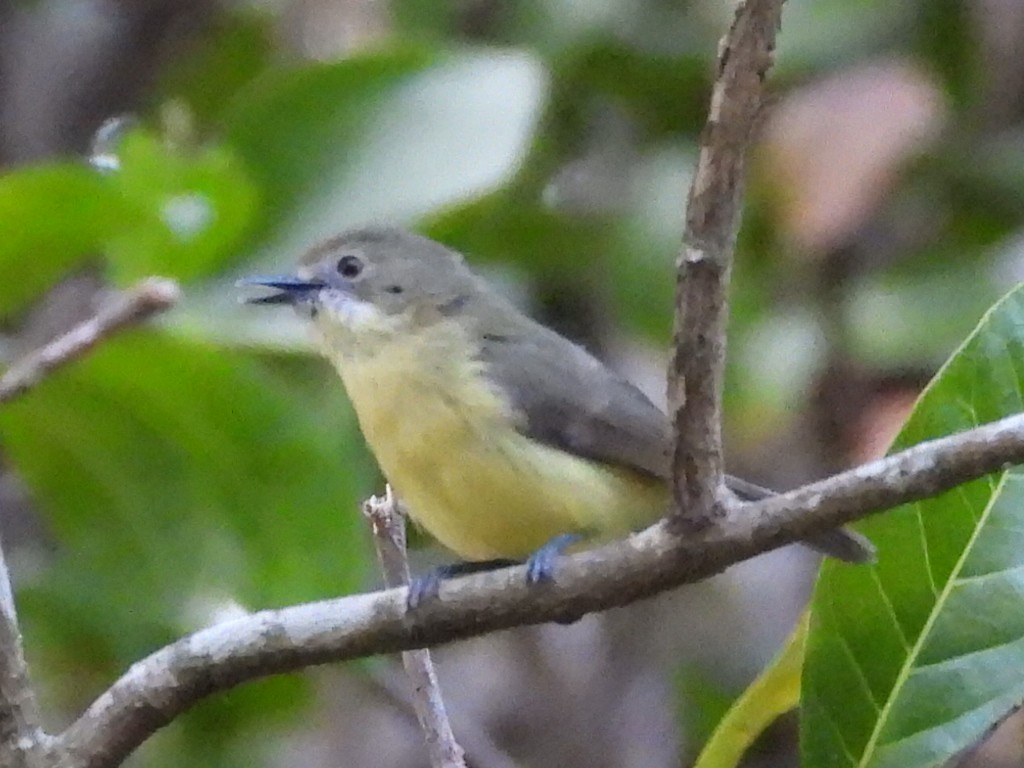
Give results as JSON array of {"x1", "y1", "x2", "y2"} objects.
[
  {"x1": 803, "y1": 284, "x2": 1024, "y2": 767},
  {"x1": 1, "y1": 1, "x2": 1023, "y2": 767}
]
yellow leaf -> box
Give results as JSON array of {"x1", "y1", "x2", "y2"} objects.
[{"x1": 693, "y1": 610, "x2": 808, "y2": 768}]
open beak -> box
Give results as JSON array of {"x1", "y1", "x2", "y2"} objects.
[{"x1": 237, "y1": 276, "x2": 325, "y2": 305}]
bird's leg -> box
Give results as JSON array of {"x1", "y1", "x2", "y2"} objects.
[
  {"x1": 407, "y1": 533, "x2": 585, "y2": 609},
  {"x1": 525, "y1": 533, "x2": 582, "y2": 585},
  {"x1": 408, "y1": 559, "x2": 518, "y2": 609}
]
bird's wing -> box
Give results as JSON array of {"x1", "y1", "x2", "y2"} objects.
[
  {"x1": 478, "y1": 327, "x2": 672, "y2": 480},
  {"x1": 477, "y1": 325, "x2": 877, "y2": 563}
]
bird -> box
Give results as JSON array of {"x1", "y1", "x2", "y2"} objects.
[{"x1": 242, "y1": 226, "x2": 874, "y2": 603}]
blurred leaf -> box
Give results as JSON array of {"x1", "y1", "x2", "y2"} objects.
[
  {"x1": 220, "y1": 48, "x2": 546, "y2": 266},
  {"x1": 391, "y1": 0, "x2": 458, "y2": 41},
  {"x1": 913, "y1": 0, "x2": 979, "y2": 112},
  {"x1": 424, "y1": 191, "x2": 609, "y2": 276},
  {"x1": 105, "y1": 130, "x2": 258, "y2": 282},
  {"x1": 849, "y1": 264, "x2": 1001, "y2": 366},
  {"x1": 0, "y1": 126, "x2": 258, "y2": 317},
  {"x1": 157, "y1": 11, "x2": 276, "y2": 126},
  {"x1": 803, "y1": 283, "x2": 1024, "y2": 768},
  {"x1": 569, "y1": 41, "x2": 711, "y2": 139},
  {"x1": 695, "y1": 613, "x2": 807, "y2": 768},
  {"x1": 776, "y1": 0, "x2": 911, "y2": 75},
  {"x1": 679, "y1": 668, "x2": 740, "y2": 756},
  {"x1": 221, "y1": 47, "x2": 436, "y2": 239},
  {"x1": 0, "y1": 164, "x2": 123, "y2": 316},
  {"x1": 2, "y1": 332, "x2": 369, "y2": 689},
  {"x1": 927, "y1": 135, "x2": 1024, "y2": 232},
  {"x1": 142, "y1": 675, "x2": 309, "y2": 768},
  {"x1": 760, "y1": 61, "x2": 944, "y2": 254}
]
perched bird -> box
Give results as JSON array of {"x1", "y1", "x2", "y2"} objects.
[{"x1": 243, "y1": 227, "x2": 874, "y2": 601}]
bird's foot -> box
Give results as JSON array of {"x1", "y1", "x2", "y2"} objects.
[
  {"x1": 407, "y1": 559, "x2": 517, "y2": 609},
  {"x1": 525, "y1": 534, "x2": 582, "y2": 585}
]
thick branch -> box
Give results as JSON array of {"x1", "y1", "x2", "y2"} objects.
[
  {"x1": 0, "y1": 278, "x2": 181, "y2": 405},
  {"x1": 668, "y1": 0, "x2": 784, "y2": 529},
  {"x1": 363, "y1": 488, "x2": 467, "y2": 768},
  {"x1": 55, "y1": 413, "x2": 1024, "y2": 768}
]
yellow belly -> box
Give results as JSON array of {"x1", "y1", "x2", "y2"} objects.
[
  {"x1": 327, "y1": 327, "x2": 667, "y2": 561},
  {"x1": 387, "y1": 421, "x2": 666, "y2": 561}
]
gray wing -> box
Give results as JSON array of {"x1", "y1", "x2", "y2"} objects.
[
  {"x1": 476, "y1": 326, "x2": 877, "y2": 564},
  {"x1": 478, "y1": 325, "x2": 673, "y2": 480}
]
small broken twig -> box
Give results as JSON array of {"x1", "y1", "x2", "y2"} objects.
[
  {"x1": 0, "y1": 277, "x2": 181, "y2": 405},
  {"x1": 363, "y1": 487, "x2": 467, "y2": 768}
]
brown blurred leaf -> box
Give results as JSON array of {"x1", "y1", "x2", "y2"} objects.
[
  {"x1": 763, "y1": 60, "x2": 945, "y2": 255},
  {"x1": 948, "y1": 703, "x2": 1024, "y2": 768}
]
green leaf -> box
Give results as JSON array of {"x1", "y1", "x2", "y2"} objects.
[
  {"x1": 0, "y1": 128, "x2": 258, "y2": 318},
  {"x1": 221, "y1": 47, "x2": 435, "y2": 238},
  {"x1": 220, "y1": 47, "x2": 545, "y2": 262},
  {"x1": 913, "y1": 0, "x2": 979, "y2": 112},
  {"x1": 105, "y1": 130, "x2": 259, "y2": 282},
  {"x1": 423, "y1": 191, "x2": 611, "y2": 276},
  {"x1": 568, "y1": 41, "x2": 711, "y2": 139},
  {"x1": 694, "y1": 612, "x2": 807, "y2": 768},
  {"x1": 156, "y1": 11, "x2": 276, "y2": 126},
  {"x1": 1, "y1": 332, "x2": 370, "y2": 680},
  {"x1": 0, "y1": 163, "x2": 124, "y2": 315},
  {"x1": 802, "y1": 283, "x2": 1024, "y2": 768}
]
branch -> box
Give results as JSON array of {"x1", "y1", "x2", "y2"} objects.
[
  {"x1": 0, "y1": 278, "x2": 181, "y2": 405},
  {"x1": 0, "y1": 537, "x2": 49, "y2": 768},
  {"x1": 668, "y1": 0, "x2": 784, "y2": 529},
  {"x1": 54, "y1": 413, "x2": 1024, "y2": 768},
  {"x1": 0, "y1": 277, "x2": 179, "y2": 767},
  {"x1": 365, "y1": 666, "x2": 520, "y2": 768},
  {"x1": 363, "y1": 488, "x2": 467, "y2": 768}
]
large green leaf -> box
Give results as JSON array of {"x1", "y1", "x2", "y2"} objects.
[
  {"x1": 0, "y1": 332, "x2": 370, "y2": 677},
  {"x1": 802, "y1": 283, "x2": 1024, "y2": 767},
  {"x1": 221, "y1": 47, "x2": 435, "y2": 240},
  {"x1": 220, "y1": 47, "x2": 546, "y2": 265}
]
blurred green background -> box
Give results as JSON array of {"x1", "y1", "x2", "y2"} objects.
[{"x1": 1, "y1": 0, "x2": 1022, "y2": 766}]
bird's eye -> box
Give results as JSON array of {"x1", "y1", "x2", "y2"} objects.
[
  {"x1": 336, "y1": 255, "x2": 363, "y2": 279},
  {"x1": 385, "y1": 285, "x2": 403, "y2": 295}
]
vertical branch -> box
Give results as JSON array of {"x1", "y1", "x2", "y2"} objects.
[
  {"x1": 362, "y1": 488, "x2": 468, "y2": 768},
  {"x1": 669, "y1": 0, "x2": 786, "y2": 531},
  {"x1": 0, "y1": 537, "x2": 47, "y2": 768}
]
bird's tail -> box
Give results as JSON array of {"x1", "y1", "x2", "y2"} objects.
[{"x1": 725, "y1": 474, "x2": 877, "y2": 564}]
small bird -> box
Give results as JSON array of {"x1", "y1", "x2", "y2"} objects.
[{"x1": 243, "y1": 227, "x2": 873, "y2": 601}]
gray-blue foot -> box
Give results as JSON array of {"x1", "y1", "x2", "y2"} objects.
[
  {"x1": 407, "y1": 559, "x2": 518, "y2": 609},
  {"x1": 525, "y1": 534, "x2": 582, "y2": 585}
]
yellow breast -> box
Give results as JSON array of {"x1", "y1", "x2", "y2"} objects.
[{"x1": 318, "y1": 318, "x2": 666, "y2": 561}]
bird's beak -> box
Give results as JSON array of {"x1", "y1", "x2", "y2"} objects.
[{"x1": 237, "y1": 276, "x2": 325, "y2": 305}]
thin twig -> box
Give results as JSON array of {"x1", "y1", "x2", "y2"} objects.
[
  {"x1": 0, "y1": 277, "x2": 181, "y2": 405},
  {"x1": 364, "y1": 665, "x2": 520, "y2": 768},
  {"x1": 668, "y1": 0, "x2": 785, "y2": 531},
  {"x1": 53, "y1": 412, "x2": 1024, "y2": 768},
  {"x1": 363, "y1": 487, "x2": 467, "y2": 768}
]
